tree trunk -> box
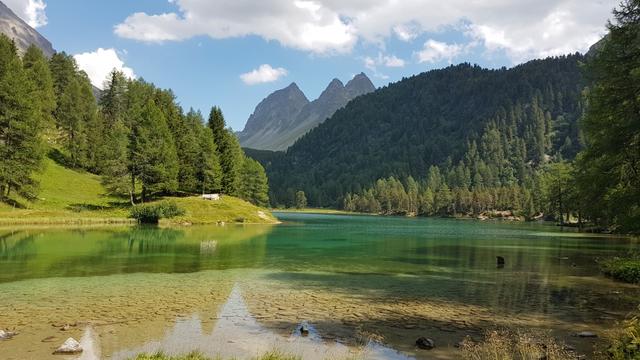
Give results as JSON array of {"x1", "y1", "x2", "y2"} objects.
[{"x1": 130, "y1": 175, "x2": 136, "y2": 205}]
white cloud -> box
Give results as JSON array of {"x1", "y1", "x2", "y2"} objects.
[
  {"x1": 240, "y1": 64, "x2": 288, "y2": 85},
  {"x1": 73, "y1": 48, "x2": 136, "y2": 90},
  {"x1": 383, "y1": 54, "x2": 405, "y2": 67},
  {"x1": 393, "y1": 24, "x2": 419, "y2": 42},
  {"x1": 115, "y1": 0, "x2": 356, "y2": 54},
  {"x1": 114, "y1": 0, "x2": 615, "y2": 63},
  {"x1": 416, "y1": 39, "x2": 464, "y2": 64},
  {"x1": 3, "y1": 0, "x2": 48, "y2": 28},
  {"x1": 363, "y1": 52, "x2": 404, "y2": 79}
]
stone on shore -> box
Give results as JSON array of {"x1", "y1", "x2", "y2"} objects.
[
  {"x1": 53, "y1": 337, "x2": 83, "y2": 354},
  {"x1": 0, "y1": 329, "x2": 16, "y2": 340},
  {"x1": 416, "y1": 337, "x2": 435, "y2": 350}
]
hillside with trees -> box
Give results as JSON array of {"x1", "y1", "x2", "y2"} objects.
[
  {"x1": 0, "y1": 34, "x2": 270, "y2": 220},
  {"x1": 261, "y1": 55, "x2": 585, "y2": 211}
]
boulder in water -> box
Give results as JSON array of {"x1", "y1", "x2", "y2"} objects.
[
  {"x1": 299, "y1": 324, "x2": 309, "y2": 336},
  {"x1": 416, "y1": 337, "x2": 435, "y2": 350},
  {"x1": 53, "y1": 337, "x2": 83, "y2": 354},
  {"x1": 574, "y1": 331, "x2": 597, "y2": 338}
]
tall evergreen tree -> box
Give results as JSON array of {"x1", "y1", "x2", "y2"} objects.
[
  {"x1": 22, "y1": 45, "x2": 55, "y2": 128},
  {"x1": 0, "y1": 35, "x2": 44, "y2": 200},
  {"x1": 208, "y1": 107, "x2": 243, "y2": 195},
  {"x1": 134, "y1": 99, "x2": 179, "y2": 202},
  {"x1": 240, "y1": 157, "x2": 269, "y2": 206},
  {"x1": 576, "y1": 0, "x2": 640, "y2": 232}
]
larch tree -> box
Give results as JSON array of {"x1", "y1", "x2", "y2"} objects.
[{"x1": 0, "y1": 35, "x2": 44, "y2": 200}]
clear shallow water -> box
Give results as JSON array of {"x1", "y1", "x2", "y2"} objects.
[{"x1": 0, "y1": 213, "x2": 638, "y2": 359}]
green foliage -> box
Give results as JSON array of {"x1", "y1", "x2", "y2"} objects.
[
  {"x1": 460, "y1": 330, "x2": 576, "y2": 360},
  {"x1": 0, "y1": 34, "x2": 46, "y2": 201},
  {"x1": 600, "y1": 308, "x2": 640, "y2": 360},
  {"x1": 240, "y1": 157, "x2": 269, "y2": 206},
  {"x1": 600, "y1": 255, "x2": 640, "y2": 284},
  {"x1": 576, "y1": 0, "x2": 640, "y2": 233},
  {"x1": 295, "y1": 190, "x2": 307, "y2": 209},
  {"x1": 130, "y1": 200, "x2": 185, "y2": 224},
  {"x1": 208, "y1": 108, "x2": 243, "y2": 196}
]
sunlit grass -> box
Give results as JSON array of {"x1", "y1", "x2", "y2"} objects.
[{"x1": 0, "y1": 158, "x2": 277, "y2": 225}]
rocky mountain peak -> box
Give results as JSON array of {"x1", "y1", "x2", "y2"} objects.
[{"x1": 345, "y1": 72, "x2": 375, "y2": 98}]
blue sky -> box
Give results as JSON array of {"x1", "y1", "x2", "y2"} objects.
[{"x1": 5, "y1": 0, "x2": 615, "y2": 130}]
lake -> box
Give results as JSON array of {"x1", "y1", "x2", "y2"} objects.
[{"x1": 0, "y1": 213, "x2": 638, "y2": 359}]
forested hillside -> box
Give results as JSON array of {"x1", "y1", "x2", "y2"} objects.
[
  {"x1": 0, "y1": 34, "x2": 269, "y2": 210},
  {"x1": 262, "y1": 55, "x2": 585, "y2": 212}
]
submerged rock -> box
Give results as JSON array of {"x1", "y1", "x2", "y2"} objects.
[
  {"x1": 415, "y1": 337, "x2": 435, "y2": 350},
  {"x1": 0, "y1": 329, "x2": 16, "y2": 340},
  {"x1": 299, "y1": 324, "x2": 309, "y2": 336},
  {"x1": 574, "y1": 331, "x2": 597, "y2": 338},
  {"x1": 53, "y1": 337, "x2": 83, "y2": 354}
]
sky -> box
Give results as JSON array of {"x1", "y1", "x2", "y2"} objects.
[{"x1": 4, "y1": 0, "x2": 617, "y2": 131}]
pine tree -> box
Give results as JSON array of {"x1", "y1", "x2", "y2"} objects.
[
  {"x1": 197, "y1": 127, "x2": 223, "y2": 194},
  {"x1": 576, "y1": 0, "x2": 640, "y2": 232},
  {"x1": 22, "y1": 45, "x2": 55, "y2": 128},
  {"x1": 0, "y1": 35, "x2": 44, "y2": 200},
  {"x1": 135, "y1": 99, "x2": 179, "y2": 201},
  {"x1": 295, "y1": 190, "x2": 307, "y2": 209},
  {"x1": 208, "y1": 107, "x2": 242, "y2": 195},
  {"x1": 56, "y1": 77, "x2": 87, "y2": 167},
  {"x1": 240, "y1": 157, "x2": 269, "y2": 206}
]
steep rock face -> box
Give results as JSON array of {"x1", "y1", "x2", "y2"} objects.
[
  {"x1": 0, "y1": 1, "x2": 54, "y2": 57},
  {"x1": 238, "y1": 73, "x2": 375, "y2": 151},
  {"x1": 238, "y1": 83, "x2": 310, "y2": 150}
]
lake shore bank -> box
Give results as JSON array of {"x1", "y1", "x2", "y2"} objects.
[{"x1": 0, "y1": 196, "x2": 279, "y2": 226}]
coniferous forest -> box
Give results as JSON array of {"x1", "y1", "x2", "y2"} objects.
[
  {"x1": 0, "y1": 35, "x2": 269, "y2": 208},
  {"x1": 253, "y1": 2, "x2": 640, "y2": 233}
]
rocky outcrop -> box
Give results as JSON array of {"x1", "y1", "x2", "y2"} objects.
[{"x1": 0, "y1": 1, "x2": 54, "y2": 56}]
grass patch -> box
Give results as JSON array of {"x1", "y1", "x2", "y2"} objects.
[
  {"x1": 599, "y1": 254, "x2": 640, "y2": 284},
  {"x1": 460, "y1": 330, "x2": 577, "y2": 360},
  {"x1": 0, "y1": 158, "x2": 277, "y2": 225},
  {"x1": 131, "y1": 351, "x2": 300, "y2": 360},
  {"x1": 599, "y1": 308, "x2": 640, "y2": 359}
]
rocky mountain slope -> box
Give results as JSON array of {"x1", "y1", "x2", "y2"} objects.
[
  {"x1": 0, "y1": 0, "x2": 54, "y2": 56},
  {"x1": 238, "y1": 73, "x2": 375, "y2": 151}
]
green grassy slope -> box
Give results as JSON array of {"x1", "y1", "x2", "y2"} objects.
[{"x1": 0, "y1": 159, "x2": 277, "y2": 225}]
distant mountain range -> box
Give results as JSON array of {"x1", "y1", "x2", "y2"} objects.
[
  {"x1": 0, "y1": 0, "x2": 54, "y2": 56},
  {"x1": 238, "y1": 73, "x2": 375, "y2": 151}
]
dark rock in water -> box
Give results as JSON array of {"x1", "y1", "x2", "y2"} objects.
[
  {"x1": 0, "y1": 329, "x2": 16, "y2": 340},
  {"x1": 574, "y1": 331, "x2": 597, "y2": 338},
  {"x1": 299, "y1": 324, "x2": 309, "y2": 336},
  {"x1": 53, "y1": 337, "x2": 82, "y2": 354},
  {"x1": 416, "y1": 337, "x2": 435, "y2": 350},
  {"x1": 496, "y1": 256, "x2": 505, "y2": 268}
]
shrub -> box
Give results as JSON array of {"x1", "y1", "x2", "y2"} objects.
[
  {"x1": 460, "y1": 330, "x2": 576, "y2": 360},
  {"x1": 130, "y1": 201, "x2": 185, "y2": 224},
  {"x1": 600, "y1": 255, "x2": 640, "y2": 284},
  {"x1": 599, "y1": 308, "x2": 640, "y2": 360}
]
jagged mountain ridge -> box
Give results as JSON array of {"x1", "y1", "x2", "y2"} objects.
[
  {"x1": 0, "y1": 0, "x2": 54, "y2": 56},
  {"x1": 238, "y1": 73, "x2": 375, "y2": 151}
]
